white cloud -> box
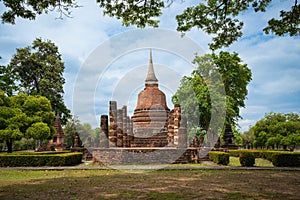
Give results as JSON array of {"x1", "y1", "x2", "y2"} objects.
[
  {"x1": 258, "y1": 71, "x2": 300, "y2": 95},
  {"x1": 240, "y1": 106, "x2": 269, "y2": 116},
  {"x1": 238, "y1": 119, "x2": 256, "y2": 132},
  {"x1": 1, "y1": 1, "x2": 299, "y2": 131}
]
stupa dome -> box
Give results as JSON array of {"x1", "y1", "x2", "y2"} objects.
[
  {"x1": 132, "y1": 50, "x2": 170, "y2": 134},
  {"x1": 134, "y1": 50, "x2": 169, "y2": 111}
]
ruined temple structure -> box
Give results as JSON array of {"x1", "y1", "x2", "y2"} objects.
[
  {"x1": 221, "y1": 124, "x2": 238, "y2": 149},
  {"x1": 43, "y1": 115, "x2": 67, "y2": 151},
  {"x1": 107, "y1": 50, "x2": 185, "y2": 148},
  {"x1": 93, "y1": 50, "x2": 202, "y2": 164}
]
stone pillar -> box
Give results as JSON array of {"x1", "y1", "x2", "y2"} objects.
[
  {"x1": 178, "y1": 116, "x2": 187, "y2": 148},
  {"x1": 127, "y1": 116, "x2": 131, "y2": 147},
  {"x1": 122, "y1": 106, "x2": 128, "y2": 147},
  {"x1": 167, "y1": 110, "x2": 175, "y2": 144},
  {"x1": 117, "y1": 109, "x2": 123, "y2": 147},
  {"x1": 109, "y1": 101, "x2": 117, "y2": 147},
  {"x1": 173, "y1": 104, "x2": 181, "y2": 145},
  {"x1": 129, "y1": 117, "x2": 134, "y2": 146},
  {"x1": 99, "y1": 115, "x2": 109, "y2": 148}
]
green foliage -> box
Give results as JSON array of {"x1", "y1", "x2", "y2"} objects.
[
  {"x1": 63, "y1": 115, "x2": 99, "y2": 147},
  {"x1": 97, "y1": 0, "x2": 164, "y2": 28},
  {"x1": 25, "y1": 122, "x2": 51, "y2": 140},
  {"x1": 95, "y1": 0, "x2": 299, "y2": 50},
  {"x1": 1, "y1": 1, "x2": 298, "y2": 50},
  {"x1": 0, "y1": 91, "x2": 55, "y2": 153},
  {"x1": 264, "y1": 3, "x2": 300, "y2": 36},
  {"x1": 229, "y1": 150, "x2": 261, "y2": 158},
  {"x1": 229, "y1": 156, "x2": 273, "y2": 167},
  {"x1": 271, "y1": 153, "x2": 300, "y2": 167},
  {"x1": 239, "y1": 152, "x2": 255, "y2": 167},
  {"x1": 0, "y1": 64, "x2": 17, "y2": 96},
  {"x1": 241, "y1": 129, "x2": 255, "y2": 149},
  {"x1": 1, "y1": 0, "x2": 80, "y2": 24},
  {"x1": 209, "y1": 151, "x2": 229, "y2": 165},
  {"x1": 229, "y1": 149, "x2": 300, "y2": 167},
  {"x1": 0, "y1": 152, "x2": 82, "y2": 167},
  {"x1": 251, "y1": 112, "x2": 300, "y2": 149},
  {"x1": 8, "y1": 38, "x2": 70, "y2": 123},
  {"x1": 173, "y1": 52, "x2": 251, "y2": 137}
]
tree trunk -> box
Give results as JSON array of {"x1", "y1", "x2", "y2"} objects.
[{"x1": 6, "y1": 139, "x2": 13, "y2": 153}]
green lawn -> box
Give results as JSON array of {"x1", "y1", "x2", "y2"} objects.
[
  {"x1": 229, "y1": 157, "x2": 273, "y2": 167},
  {"x1": 0, "y1": 169, "x2": 299, "y2": 199}
]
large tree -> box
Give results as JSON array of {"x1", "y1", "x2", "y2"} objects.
[
  {"x1": 0, "y1": 63, "x2": 17, "y2": 96},
  {"x1": 252, "y1": 112, "x2": 300, "y2": 149},
  {"x1": 173, "y1": 52, "x2": 252, "y2": 137},
  {"x1": 8, "y1": 38, "x2": 70, "y2": 124},
  {"x1": 96, "y1": 0, "x2": 299, "y2": 50},
  {"x1": 0, "y1": 91, "x2": 55, "y2": 153},
  {"x1": 0, "y1": 0, "x2": 79, "y2": 24},
  {"x1": 1, "y1": 1, "x2": 297, "y2": 50}
]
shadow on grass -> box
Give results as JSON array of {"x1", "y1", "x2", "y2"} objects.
[{"x1": 0, "y1": 170, "x2": 299, "y2": 199}]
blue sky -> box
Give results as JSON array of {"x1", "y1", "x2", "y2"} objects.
[{"x1": 0, "y1": 1, "x2": 299, "y2": 132}]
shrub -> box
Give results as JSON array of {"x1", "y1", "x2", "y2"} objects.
[
  {"x1": 209, "y1": 151, "x2": 229, "y2": 165},
  {"x1": 239, "y1": 152, "x2": 255, "y2": 167},
  {"x1": 0, "y1": 152, "x2": 82, "y2": 167},
  {"x1": 271, "y1": 153, "x2": 300, "y2": 167},
  {"x1": 229, "y1": 150, "x2": 261, "y2": 158}
]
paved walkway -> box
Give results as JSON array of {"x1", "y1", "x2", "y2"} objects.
[{"x1": 1, "y1": 161, "x2": 300, "y2": 171}]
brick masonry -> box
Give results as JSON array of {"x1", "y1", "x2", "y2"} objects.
[{"x1": 92, "y1": 148, "x2": 204, "y2": 165}]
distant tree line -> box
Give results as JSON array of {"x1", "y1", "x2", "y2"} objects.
[
  {"x1": 240, "y1": 112, "x2": 300, "y2": 150},
  {"x1": 63, "y1": 115, "x2": 100, "y2": 148}
]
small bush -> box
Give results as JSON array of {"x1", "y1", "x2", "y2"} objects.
[
  {"x1": 229, "y1": 150, "x2": 261, "y2": 158},
  {"x1": 239, "y1": 152, "x2": 255, "y2": 167},
  {"x1": 209, "y1": 151, "x2": 229, "y2": 165}
]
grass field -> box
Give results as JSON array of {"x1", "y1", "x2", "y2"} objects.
[
  {"x1": 228, "y1": 157, "x2": 274, "y2": 167},
  {"x1": 0, "y1": 169, "x2": 299, "y2": 200}
]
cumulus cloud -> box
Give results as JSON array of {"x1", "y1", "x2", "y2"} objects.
[{"x1": 1, "y1": 1, "x2": 299, "y2": 132}]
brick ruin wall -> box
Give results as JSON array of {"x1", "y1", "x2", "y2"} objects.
[
  {"x1": 92, "y1": 101, "x2": 209, "y2": 164},
  {"x1": 93, "y1": 148, "x2": 201, "y2": 165},
  {"x1": 106, "y1": 101, "x2": 186, "y2": 148}
]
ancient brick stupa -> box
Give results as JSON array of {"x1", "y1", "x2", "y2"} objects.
[
  {"x1": 93, "y1": 50, "x2": 199, "y2": 165},
  {"x1": 131, "y1": 49, "x2": 170, "y2": 141},
  {"x1": 44, "y1": 114, "x2": 66, "y2": 151}
]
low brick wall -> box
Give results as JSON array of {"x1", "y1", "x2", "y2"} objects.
[
  {"x1": 130, "y1": 136, "x2": 168, "y2": 147},
  {"x1": 92, "y1": 148, "x2": 206, "y2": 165}
]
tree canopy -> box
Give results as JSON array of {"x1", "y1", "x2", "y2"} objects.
[
  {"x1": 6, "y1": 38, "x2": 70, "y2": 124},
  {"x1": 173, "y1": 51, "x2": 252, "y2": 136},
  {"x1": 0, "y1": 0, "x2": 79, "y2": 24},
  {"x1": 63, "y1": 115, "x2": 99, "y2": 147},
  {"x1": 1, "y1": 1, "x2": 298, "y2": 50},
  {"x1": 0, "y1": 63, "x2": 17, "y2": 96},
  {"x1": 0, "y1": 91, "x2": 55, "y2": 153},
  {"x1": 251, "y1": 112, "x2": 300, "y2": 149}
]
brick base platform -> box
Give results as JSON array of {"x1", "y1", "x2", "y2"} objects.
[{"x1": 92, "y1": 147, "x2": 209, "y2": 165}]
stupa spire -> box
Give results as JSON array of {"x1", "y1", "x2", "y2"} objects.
[{"x1": 145, "y1": 49, "x2": 158, "y2": 85}]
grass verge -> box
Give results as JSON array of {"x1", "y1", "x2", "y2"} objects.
[{"x1": 0, "y1": 169, "x2": 299, "y2": 199}]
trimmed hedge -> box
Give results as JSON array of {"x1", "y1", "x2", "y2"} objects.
[
  {"x1": 0, "y1": 152, "x2": 83, "y2": 167},
  {"x1": 13, "y1": 151, "x2": 71, "y2": 155},
  {"x1": 209, "y1": 151, "x2": 229, "y2": 165},
  {"x1": 229, "y1": 150, "x2": 261, "y2": 158},
  {"x1": 239, "y1": 152, "x2": 255, "y2": 167},
  {"x1": 272, "y1": 153, "x2": 300, "y2": 167},
  {"x1": 228, "y1": 150, "x2": 300, "y2": 167}
]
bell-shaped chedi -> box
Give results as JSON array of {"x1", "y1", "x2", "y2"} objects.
[{"x1": 132, "y1": 50, "x2": 170, "y2": 138}]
